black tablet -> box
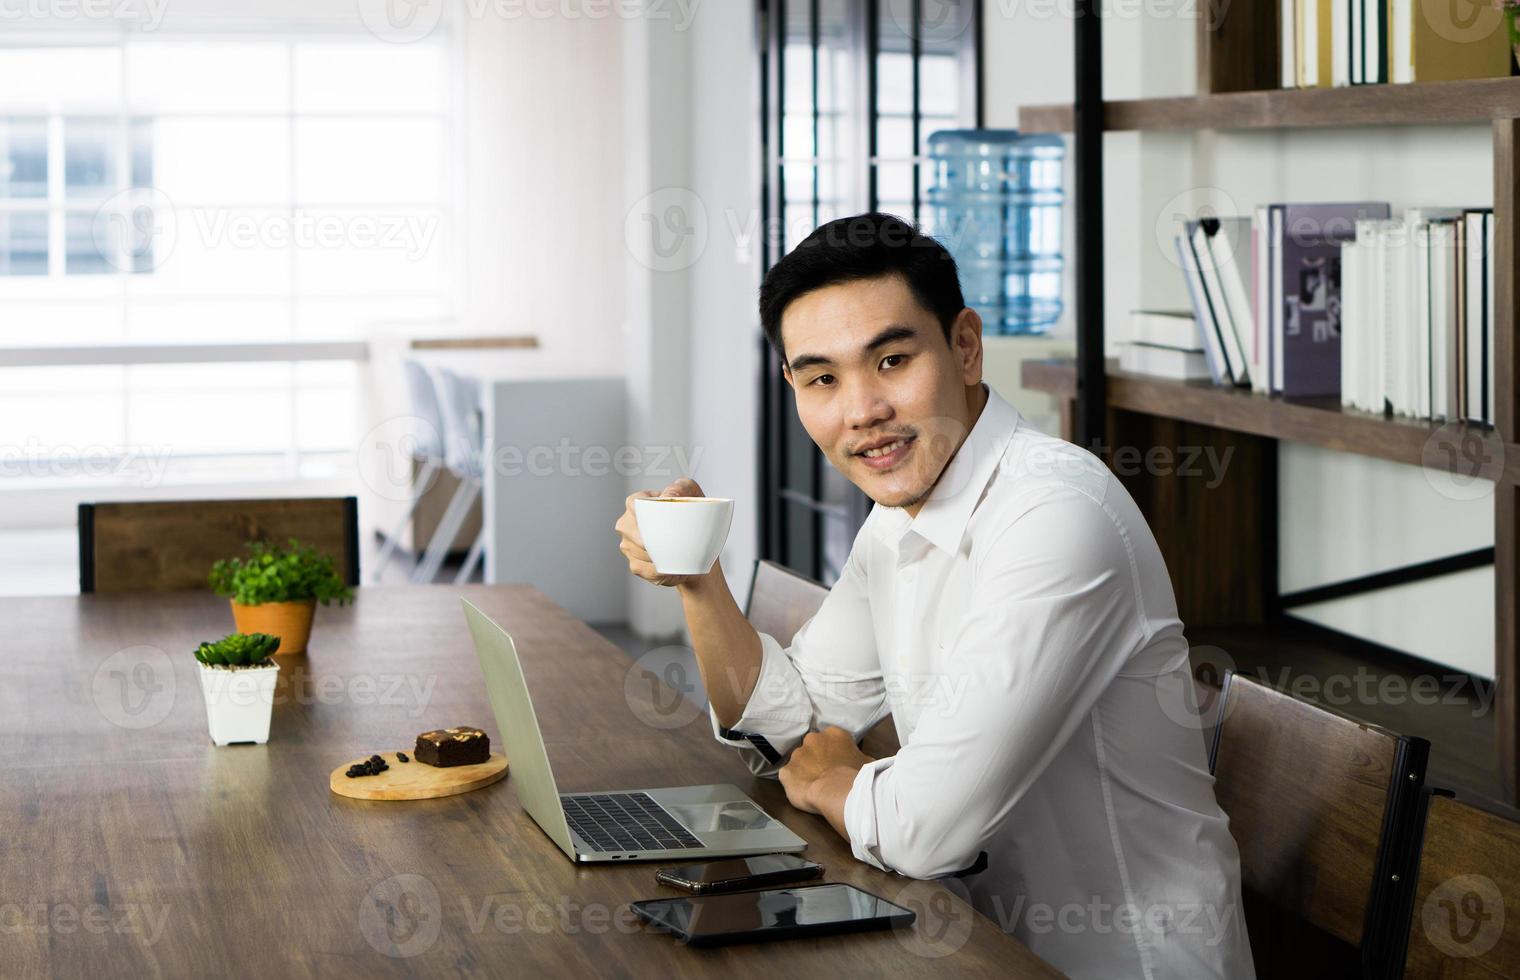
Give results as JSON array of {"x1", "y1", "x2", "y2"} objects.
[{"x1": 630, "y1": 882, "x2": 916, "y2": 946}]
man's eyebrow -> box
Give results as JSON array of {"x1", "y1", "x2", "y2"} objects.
[{"x1": 787, "y1": 324, "x2": 921, "y2": 374}]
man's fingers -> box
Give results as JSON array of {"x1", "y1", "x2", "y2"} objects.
[{"x1": 661, "y1": 477, "x2": 702, "y2": 498}]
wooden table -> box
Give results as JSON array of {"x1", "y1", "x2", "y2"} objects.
[{"x1": 1, "y1": 585, "x2": 1059, "y2": 978}]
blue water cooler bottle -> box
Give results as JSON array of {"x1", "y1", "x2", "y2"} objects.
[{"x1": 927, "y1": 129, "x2": 1065, "y2": 335}]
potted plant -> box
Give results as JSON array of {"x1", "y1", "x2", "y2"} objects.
[
  {"x1": 209, "y1": 539, "x2": 354, "y2": 654},
  {"x1": 195, "y1": 632, "x2": 282, "y2": 746}
]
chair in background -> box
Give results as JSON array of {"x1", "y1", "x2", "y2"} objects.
[
  {"x1": 412, "y1": 366, "x2": 487, "y2": 585},
  {"x1": 370, "y1": 359, "x2": 450, "y2": 583},
  {"x1": 1398, "y1": 791, "x2": 1520, "y2": 977},
  {"x1": 743, "y1": 560, "x2": 900, "y2": 759},
  {"x1": 78, "y1": 497, "x2": 359, "y2": 593},
  {"x1": 1210, "y1": 670, "x2": 1431, "y2": 979}
]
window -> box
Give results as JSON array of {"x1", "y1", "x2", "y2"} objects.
[
  {"x1": 0, "y1": 33, "x2": 457, "y2": 487},
  {"x1": 759, "y1": 0, "x2": 981, "y2": 584}
]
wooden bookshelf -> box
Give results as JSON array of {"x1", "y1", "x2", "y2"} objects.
[
  {"x1": 1039, "y1": 1, "x2": 1520, "y2": 806},
  {"x1": 1019, "y1": 76, "x2": 1520, "y2": 134},
  {"x1": 1023, "y1": 359, "x2": 1520, "y2": 484}
]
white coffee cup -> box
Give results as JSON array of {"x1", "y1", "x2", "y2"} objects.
[{"x1": 633, "y1": 496, "x2": 734, "y2": 576}]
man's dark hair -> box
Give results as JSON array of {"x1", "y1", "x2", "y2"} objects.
[{"x1": 758, "y1": 212, "x2": 965, "y2": 361}]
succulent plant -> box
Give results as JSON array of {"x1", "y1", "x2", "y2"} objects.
[
  {"x1": 208, "y1": 539, "x2": 354, "y2": 607},
  {"x1": 194, "y1": 632, "x2": 281, "y2": 668}
]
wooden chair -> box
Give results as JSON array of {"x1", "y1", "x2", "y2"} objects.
[
  {"x1": 1399, "y1": 791, "x2": 1520, "y2": 978},
  {"x1": 78, "y1": 497, "x2": 359, "y2": 594},
  {"x1": 1210, "y1": 670, "x2": 1431, "y2": 979},
  {"x1": 743, "y1": 560, "x2": 900, "y2": 758}
]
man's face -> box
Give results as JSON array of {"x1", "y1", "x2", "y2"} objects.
[{"x1": 781, "y1": 274, "x2": 982, "y2": 513}]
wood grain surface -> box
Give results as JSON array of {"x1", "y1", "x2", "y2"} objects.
[
  {"x1": 1, "y1": 585, "x2": 1059, "y2": 979},
  {"x1": 328, "y1": 752, "x2": 509, "y2": 802}
]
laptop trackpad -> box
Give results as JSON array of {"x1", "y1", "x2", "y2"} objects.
[{"x1": 664, "y1": 800, "x2": 774, "y2": 832}]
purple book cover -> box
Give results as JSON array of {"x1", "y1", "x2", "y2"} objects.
[{"x1": 1278, "y1": 202, "x2": 1390, "y2": 398}]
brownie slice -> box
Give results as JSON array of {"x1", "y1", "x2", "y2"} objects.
[{"x1": 414, "y1": 726, "x2": 490, "y2": 767}]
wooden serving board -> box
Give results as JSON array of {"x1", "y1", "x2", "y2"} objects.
[{"x1": 328, "y1": 752, "x2": 509, "y2": 801}]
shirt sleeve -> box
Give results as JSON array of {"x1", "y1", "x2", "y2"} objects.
[
  {"x1": 710, "y1": 539, "x2": 890, "y2": 779},
  {"x1": 843, "y1": 488, "x2": 1150, "y2": 879}
]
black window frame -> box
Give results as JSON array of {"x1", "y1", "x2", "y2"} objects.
[{"x1": 757, "y1": 0, "x2": 983, "y2": 584}]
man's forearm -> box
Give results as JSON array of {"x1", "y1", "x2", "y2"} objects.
[{"x1": 676, "y1": 560, "x2": 763, "y2": 729}]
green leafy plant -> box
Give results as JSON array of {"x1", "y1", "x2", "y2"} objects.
[
  {"x1": 194, "y1": 631, "x2": 281, "y2": 667},
  {"x1": 208, "y1": 539, "x2": 355, "y2": 607}
]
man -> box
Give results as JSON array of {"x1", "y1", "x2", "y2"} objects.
[{"x1": 615, "y1": 213, "x2": 1253, "y2": 978}]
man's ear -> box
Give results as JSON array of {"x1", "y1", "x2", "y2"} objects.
[
  {"x1": 781, "y1": 361, "x2": 795, "y2": 389},
  {"x1": 951, "y1": 307, "x2": 984, "y2": 385}
]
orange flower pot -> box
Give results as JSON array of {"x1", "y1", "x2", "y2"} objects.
[{"x1": 231, "y1": 599, "x2": 317, "y2": 655}]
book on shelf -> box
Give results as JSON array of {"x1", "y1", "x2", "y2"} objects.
[
  {"x1": 1129, "y1": 310, "x2": 1201, "y2": 351},
  {"x1": 1337, "y1": 206, "x2": 1494, "y2": 425},
  {"x1": 1175, "y1": 232, "x2": 1230, "y2": 385},
  {"x1": 1120, "y1": 343, "x2": 1213, "y2": 381},
  {"x1": 1192, "y1": 218, "x2": 1253, "y2": 385},
  {"x1": 1285, "y1": 0, "x2": 1508, "y2": 85},
  {"x1": 1269, "y1": 201, "x2": 1389, "y2": 397}
]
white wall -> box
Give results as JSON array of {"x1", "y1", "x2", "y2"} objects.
[{"x1": 982, "y1": 2, "x2": 1496, "y2": 676}]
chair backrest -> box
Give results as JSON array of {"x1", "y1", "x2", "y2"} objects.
[
  {"x1": 1210, "y1": 671, "x2": 1429, "y2": 978},
  {"x1": 433, "y1": 366, "x2": 484, "y2": 479},
  {"x1": 79, "y1": 497, "x2": 359, "y2": 594},
  {"x1": 744, "y1": 560, "x2": 828, "y2": 646},
  {"x1": 402, "y1": 358, "x2": 446, "y2": 462},
  {"x1": 1401, "y1": 792, "x2": 1520, "y2": 977},
  {"x1": 743, "y1": 559, "x2": 901, "y2": 758}
]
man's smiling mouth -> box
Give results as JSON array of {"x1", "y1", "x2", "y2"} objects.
[{"x1": 853, "y1": 434, "x2": 916, "y2": 469}]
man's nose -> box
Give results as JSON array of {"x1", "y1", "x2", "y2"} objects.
[{"x1": 844, "y1": 378, "x2": 893, "y2": 430}]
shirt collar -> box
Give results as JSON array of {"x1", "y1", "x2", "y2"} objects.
[{"x1": 874, "y1": 385, "x2": 1022, "y2": 556}]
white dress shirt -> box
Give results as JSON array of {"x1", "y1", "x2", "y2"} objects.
[{"x1": 711, "y1": 386, "x2": 1255, "y2": 979}]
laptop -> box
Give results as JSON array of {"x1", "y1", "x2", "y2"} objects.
[{"x1": 461, "y1": 599, "x2": 808, "y2": 863}]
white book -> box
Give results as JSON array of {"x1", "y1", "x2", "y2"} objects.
[
  {"x1": 1205, "y1": 217, "x2": 1256, "y2": 385},
  {"x1": 1121, "y1": 343, "x2": 1213, "y2": 381},
  {"x1": 1486, "y1": 213, "x2": 1495, "y2": 425},
  {"x1": 1341, "y1": 239, "x2": 1360, "y2": 408},
  {"x1": 1354, "y1": 219, "x2": 1381, "y2": 412},
  {"x1": 1304, "y1": 0, "x2": 1321, "y2": 87},
  {"x1": 1362, "y1": 0, "x2": 1380, "y2": 83},
  {"x1": 1332, "y1": 0, "x2": 1350, "y2": 85},
  {"x1": 1392, "y1": 0, "x2": 1412, "y2": 82},
  {"x1": 1191, "y1": 222, "x2": 1248, "y2": 384},
  {"x1": 1130, "y1": 310, "x2": 1202, "y2": 351},
  {"x1": 1466, "y1": 211, "x2": 1486, "y2": 422},
  {"x1": 1176, "y1": 234, "x2": 1229, "y2": 385},
  {"x1": 1253, "y1": 207, "x2": 1272, "y2": 394},
  {"x1": 1271, "y1": 207, "x2": 1285, "y2": 393},
  {"x1": 1368, "y1": 220, "x2": 1388, "y2": 412},
  {"x1": 1430, "y1": 220, "x2": 1453, "y2": 421},
  {"x1": 1283, "y1": 0, "x2": 1298, "y2": 87},
  {"x1": 1413, "y1": 222, "x2": 1432, "y2": 419}
]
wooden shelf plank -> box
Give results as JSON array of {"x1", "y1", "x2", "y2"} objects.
[
  {"x1": 1020, "y1": 76, "x2": 1520, "y2": 133},
  {"x1": 1022, "y1": 358, "x2": 1520, "y2": 483}
]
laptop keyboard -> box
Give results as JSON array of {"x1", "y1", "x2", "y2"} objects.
[{"x1": 560, "y1": 791, "x2": 704, "y2": 852}]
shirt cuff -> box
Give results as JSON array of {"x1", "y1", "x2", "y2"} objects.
[{"x1": 843, "y1": 755, "x2": 897, "y2": 872}]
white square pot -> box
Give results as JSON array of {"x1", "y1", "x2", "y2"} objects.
[{"x1": 198, "y1": 661, "x2": 279, "y2": 746}]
